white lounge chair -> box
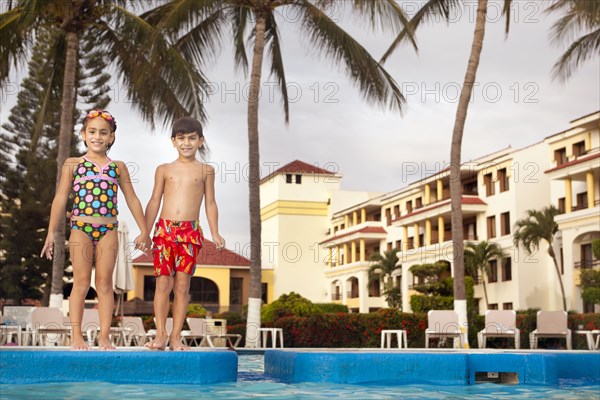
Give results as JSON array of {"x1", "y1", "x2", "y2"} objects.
[
  {"x1": 121, "y1": 316, "x2": 153, "y2": 346},
  {"x1": 425, "y1": 310, "x2": 462, "y2": 348},
  {"x1": 477, "y1": 310, "x2": 520, "y2": 349},
  {"x1": 29, "y1": 307, "x2": 70, "y2": 346},
  {"x1": 529, "y1": 310, "x2": 572, "y2": 350},
  {"x1": 186, "y1": 318, "x2": 241, "y2": 348}
]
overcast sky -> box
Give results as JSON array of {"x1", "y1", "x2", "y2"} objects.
[{"x1": 1, "y1": 1, "x2": 598, "y2": 256}]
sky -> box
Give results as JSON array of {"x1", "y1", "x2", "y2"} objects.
[{"x1": 1, "y1": 1, "x2": 599, "y2": 257}]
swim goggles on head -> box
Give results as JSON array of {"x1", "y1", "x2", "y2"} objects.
[{"x1": 86, "y1": 109, "x2": 117, "y2": 131}]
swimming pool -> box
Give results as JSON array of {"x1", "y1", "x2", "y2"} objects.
[{"x1": 1, "y1": 354, "x2": 599, "y2": 399}]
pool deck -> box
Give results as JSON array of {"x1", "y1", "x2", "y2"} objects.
[
  {"x1": 264, "y1": 348, "x2": 600, "y2": 385},
  {"x1": 1, "y1": 347, "x2": 599, "y2": 386}
]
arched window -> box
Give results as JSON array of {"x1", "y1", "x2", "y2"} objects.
[{"x1": 189, "y1": 277, "x2": 219, "y2": 304}]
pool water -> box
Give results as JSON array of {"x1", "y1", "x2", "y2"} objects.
[{"x1": 1, "y1": 355, "x2": 599, "y2": 399}]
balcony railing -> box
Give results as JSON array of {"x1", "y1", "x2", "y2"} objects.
[
  {"x1": 574, "y1": 260, "x2": 600, "y2": 269},
  {"x1": 331, "y1": 293, "x2": 341, "y2": 301},
  {"x1": 368, "y1": 289, "x2": 381, "y2": 297},
  {"x1": 347, "y1": 290, "x2": 359, "y2": 299}
]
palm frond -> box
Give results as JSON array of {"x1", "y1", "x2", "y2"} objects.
[
  {"x1": 229, "y1": 5, "x2": 250, "y2": 74},
  {"x1": 295, "y1": 0, "x2": 405, "y2": 112},
  {"x1": 265, "y1": 10, "x2": 289, "y2": 124},
  {"x1": 380, "y1": 0, "x2": 458, "y2": 63},
  {"x1": 0, "y1": 7, "x2": 29, "y2": 89},
  {"x1": 174, "y1": 8, "x2": 226, "y2": 67},
  {"x1": 98, "y1": 6, "x2": 209, "y2": 126}
]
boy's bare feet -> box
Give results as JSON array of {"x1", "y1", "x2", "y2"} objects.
[
  {"x1": 145, "y1": 335, "x2": 168, "y2": 350},
  {"x1": 70, "y1": 338, "x2": 90, "y2": 350},
  {"x1": 169, "y1": 336, "x2": 190, "y2": 351},
  {"x1": 98, "y1": 336, "x2": 116, "y2": 350}
]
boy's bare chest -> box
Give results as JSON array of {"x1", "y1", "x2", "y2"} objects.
[{"x1": 164, "y1": 172, "x2": 204, "y2": 191}]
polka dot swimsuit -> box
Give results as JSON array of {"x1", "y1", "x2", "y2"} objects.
[{"x1": 71, "y1": 156, "x2": 120, "y2": 218}]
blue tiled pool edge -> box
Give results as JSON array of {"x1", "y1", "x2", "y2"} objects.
[
  {"x1": 0, "y1": 350, "x2": 238, "y2": 384},
  {"x1": 264, "y1": 350, "x2": 600, "y2": 385}
]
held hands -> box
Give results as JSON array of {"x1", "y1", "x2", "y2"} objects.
[
  {"x1": 213, "y1": 234, "x2": 226, "y2": 251},
  {"x1": 40, "y1": 233, "x2": 55, "y2": 260},
  {"x1": 134, "y1": 234, "x2": 152, "y2": 254}
]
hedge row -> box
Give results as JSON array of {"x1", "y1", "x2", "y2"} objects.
[{"x1": 227, "y1": 310, "x2": 600, "y2": 350}]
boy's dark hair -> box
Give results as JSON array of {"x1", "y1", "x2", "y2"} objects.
[{"x1": 171, "y1": 116, "x2": 203, "y2": 138}]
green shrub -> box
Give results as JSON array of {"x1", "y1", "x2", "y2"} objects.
[
  {"x1": 215, "y1": 311, "x2": 244, "y2": 326},
  {"x1": 314, "y1": 303, "x2": 349, "y2": 313},
  {"x1": 261, "y1": 292, "x2": 322, "y2": 323},
  {"x1": 187, "y1": 304, "x2": 207, "y2": 317}
]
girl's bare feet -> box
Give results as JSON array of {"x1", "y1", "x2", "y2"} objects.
[
  {"x1": 97, "y1": 336, "x2": 116, "y2": 350},
  {"x1": 70, "y1": 337, "x2": 90, "y2": 350},
  {"x1": 169, "y1": 336, "x2": 190, "y2": 351},
  {"x1": 144, "y1": 335, "x2": 168, "y2": 350}
]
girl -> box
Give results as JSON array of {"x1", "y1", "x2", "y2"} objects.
[{"x1": 41, "y1": 110, "x2": 150, "y2": 350}]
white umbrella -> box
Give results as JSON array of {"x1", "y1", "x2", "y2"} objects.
[{"x1": 113, "y1": 221, "x2": 134, "y2": 318}]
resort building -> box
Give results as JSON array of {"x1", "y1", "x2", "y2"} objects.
[
  {"x1": 261, "y1": 111, "x2": 599, "y2": 314},
  {"x1": 130, "y1": 241, "x2": 274, "y2": 313}
]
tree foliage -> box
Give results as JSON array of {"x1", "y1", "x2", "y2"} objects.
[{"x1": 261, "y1": 292, "x2": 322, "y2": 324}]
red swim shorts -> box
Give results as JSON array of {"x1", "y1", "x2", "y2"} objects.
[{"x1": 152, "y1": 218, "x2": 204, "y2": 277}]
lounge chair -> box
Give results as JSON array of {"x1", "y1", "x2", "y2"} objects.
[
  {"x1": 477, "y1": 310, "x2": 520, "y2": 349},
  {"x1": 186, "y1": 317, "x2": 241, "y2": 348},
  {"x1": 81, "y1": 309, "x2": 101, "y2": 344},
  {"x1": 425, "y1": 310, "x2": 462, "y2": 348},
  {"x1": 121, "y1": 316, "x2": 153, "y2": 346},
  {"x1": 529, "y1": 310, "x2": 572, "y2": 350},
  {"x1": 29, "y1": 307, "x2": 70, "y2": 346}
]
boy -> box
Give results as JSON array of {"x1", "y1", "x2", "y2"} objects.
[{"x1": 144, "y1": 116, "x2": 225, "y2": 350}]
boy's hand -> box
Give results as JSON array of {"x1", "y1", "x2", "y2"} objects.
[
  {"x1": 41, "y1": 233, "x2": 55, "y2": 260},
  {"x1": 213, "y1": 234, "x2": 226, "y2": 251},
  {"x1": 134, "y1": 234, "x2": 151, "y2": 254}
]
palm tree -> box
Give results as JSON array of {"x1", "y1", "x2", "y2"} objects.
[
  {"x1": 0, "y1": 1, "x2": 208, "y2": 307},
  {"x1": 144, "y1": 0, "x2": 413, "y2": 347},
  {"x1": 513, "y1": 206, "x2": 566, "y2": 311},
  {"x1": 368, "y1": 249, "x2": 402, "y2": 309},
  {"x1": 547, "y1": 0, "x2": 600, "y2": 81},
  {"x1": 381, "y1": 0, "x2": 515, "y2": 347},
  {"x1": 464, "y1": 241, "x2": 505, "y2": 309}
]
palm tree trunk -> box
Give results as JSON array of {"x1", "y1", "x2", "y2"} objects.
[
  {"x1": 482, "y1": 278, "x2": 489, "y2": 308},
  {"x1": 450, "y1": 0, "x2": 488, "y2": 347},
  {"x1": 245, "y1": 11, "x2": 267, "y2": 348},
  {"x1": 548, "y1": 246, "x2": 567, "y2": 311},
  {"x1": 49, "y1": 30, "x2": 79, "y2": 309}
]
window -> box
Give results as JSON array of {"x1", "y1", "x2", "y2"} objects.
[
  {"x1": 385, "y1": 208, "x2": 391, "y2": 225},
  {"x1": 488, "y1": 303, "x2": 499, "y2": 310},
  {"x1": 576, "y1": 192, "x2": 588, "y2": 210},
  {"x1": 502, "y1": 257, "x2": 512, "y2": 281},
  {"x1": 415, "y1": 197, "x2": 422, "y2": 209},
  {"x1": 489, "y1": 260, "x2": 498, "y2": 283},
  {"x1": 463, "y1": 178, "x2": 478, "y2": 195},
  {"x1": 487, "y1": 216, "x2": 496, "y2": 239},
  {"x1": 558, "y1": 197, "x2": 566, "y2": 213},
  {"x1": 554, "y1": 148, "x2": 567, "y2": 165},
  {"x1": 261, "y1": 283, "x2": 268, "y2": 303},
  {"x1": 500, "y1": 212, "x2": 510, "y2": 236},
  {"x1": 503, "y1": 303, "x2": 513, "y2": 310},
  {"x1": 190, "y1": 277, "x2": 219, "y2": 303},
  {"x1": 230, "y1": 277, "x2": 243, "y2": 305},
  {"x1": 295, "y1": 174, "x2": 302, "y2": 184},
  {"x1": 484, "y1": 173, "x2": 495, "y2": 196},
  {"x1": 498, "y1": 168, "x2": 509, "y2": 192},
  {"x1": 285, "y1": 174, "x2": 292, "y2": 183},
  {"x1": 387, "y1": 242, "x2": 393, "y2": 251},
  {"x1": 573, "y1": 140, "x2": 586, "y2": 157},
  {"x1": 395, "y1": 240, "x2": 402, "y2": 250},
  {"x1": 368, "y1": 279, "x2": 381, "y2": 297},
  {"x1": 406, "y1": 201, "x2": 413, "y2": 213},
  {"x1": 393, "y1": 204, "x2": 400, "y2": 218},
  {"x1": 143, "y1": 276, "x2": 156, "y2": 301},
  {"x1": 395, "y1": 275, "x2": 401, "y2": 289}
]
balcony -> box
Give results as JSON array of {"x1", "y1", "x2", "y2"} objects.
[
  {"x1": 347, "y1": 290, "x2": 359, "y2": 299},
  {"x1": 331, "y1": 293, "x2": 342, "y2": 301},
  {"x1": 574, "y1": 260, "x2": 600, "y2": 270}
]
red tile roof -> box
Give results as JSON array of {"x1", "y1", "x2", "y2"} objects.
[
  {"x1": 261, "y1": 160, "x2": 336, "y2": 183},
  {"x1": 544, "y1": 152, "x2": 600, "y2": 173},
  {"x1": 392, "y1": 196, "x2": 487, "y2": 222},
  {"x1": 320, "y1": 226, "x2": 387, "y2": 244},
  {"x1": 133, "y1": 239, "x2": 250, "y2": 267}
]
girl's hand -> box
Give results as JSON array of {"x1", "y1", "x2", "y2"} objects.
[
  {"x1": 41, "y1": 234, "x2": 55, "y2": 260},
  {"x1": 134, "y1": 234, "x2": 151, "y2": 254},
  {"x1": 213, "y1": 234, "x2": 226, "y2": 251}
]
